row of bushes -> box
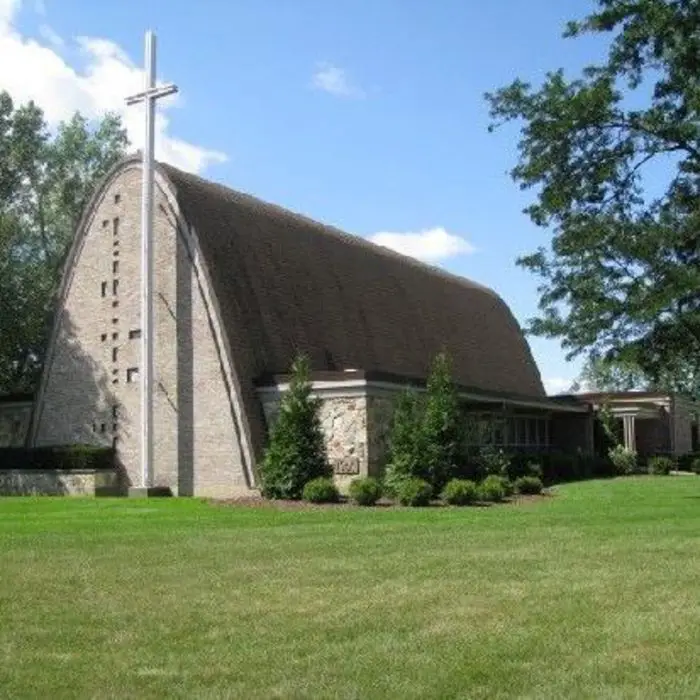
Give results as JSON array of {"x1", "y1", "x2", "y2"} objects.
[
  {"x1": 302, "y1": 473, "x2": 545, "y2": 507},
  {"x1": 607, "y1": 447, "x2": 700, "y2": 476},
  {"x1": 0, "y1": 445, "x2": 115, "y2": 471}
]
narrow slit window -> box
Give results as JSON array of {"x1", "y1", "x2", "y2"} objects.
[
  {"x1": 112, "y1": 332, "x2": 119, "y2": 341},
  {"x1": 100, "y1": 333, "x2": 107, "y2": 342},
  {"x1": 112, "y1": 436, "x2": 119, "y2": 449},
  {"x1": 113, "y1": 217, "x2": 119, "y2": 236},
  {"x1": 112, "y1": 347, "x2": 118, "y2": 362},
  {"x1": 100, "y1": 423, "x2": 107, "y2": 434},
  {"x1": 114, "y1": 194, "x2": 121, "y2": 204},
  {"x1": 112, "y1": 260, "x2": 119, "y2": 274},
  {"x1": 127, "y1": 367, "x2": 139, "y2": 383},
  {"x1": 102, "y1": 219, "x2": 109, "y2": 228},
  {"x1": 112, "y1": 405, "x2": 119, "y2": 419},
  {"x1": 101, "y1": 281, "x2": 107, "y2": 297},
  {"x1": 113, "y1": 279, "x2": 119, "y2": 296},
  {"x1": 113, "y1": 239, "x2": 119, "y2": 247},
  {"x1": 129, "y1": 329, "x2": 141, "y2": 340}
]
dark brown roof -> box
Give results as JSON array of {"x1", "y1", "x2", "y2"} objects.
[{"x1": 158, "y1": 161, "x2": 545, "y2": 454}]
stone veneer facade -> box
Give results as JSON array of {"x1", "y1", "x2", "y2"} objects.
[
  {"x1": 29, "y1": 163, "x2": 253, "y2": 497},
  {"x1": 258, "y1": 384, "x2": 399, "y2": 491}
]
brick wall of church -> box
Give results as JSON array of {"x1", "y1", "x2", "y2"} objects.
[{"x1": 31, "y1": 164, "x2": 251, "y2": 498}]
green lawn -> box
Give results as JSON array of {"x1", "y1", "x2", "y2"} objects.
[{"x1": 1, "y1": 477, "x2": 699, "y2": 699}]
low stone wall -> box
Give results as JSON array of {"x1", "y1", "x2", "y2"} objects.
[{"x1": 0, "y1": 469, "x2": 121, "y2": 496}]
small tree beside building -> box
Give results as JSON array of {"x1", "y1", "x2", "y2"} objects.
[
  {"x1": 384, "y1": 351, "x2": 462, "y2": 496},
  {"x1": 260, "y1": 354, "x2": 331, "y2": 499}
]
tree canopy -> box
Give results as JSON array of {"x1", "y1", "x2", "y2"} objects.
[
  {"x1": 0, "y1": 91, "x2": 128, "y2": 394},
  {"x1": 486, "y1": 0, "x2": 700, "y2": 397}
]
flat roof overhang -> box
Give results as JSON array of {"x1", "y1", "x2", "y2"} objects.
[{"x1": 255, "y1": 369, "x2": 591, "y2": 414}]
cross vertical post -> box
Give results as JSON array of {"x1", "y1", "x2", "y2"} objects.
[{"x1": 125, "y1": 31, "x2": 178, "y2": 491}]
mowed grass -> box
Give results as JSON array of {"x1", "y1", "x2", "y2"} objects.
[{"x1": 1, "y1": 478, "x2": 700, "y2": 699}]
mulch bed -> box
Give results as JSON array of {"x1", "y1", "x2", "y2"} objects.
[{"x1": 209, "y1": 492, "x2": 553, "y2": 510}]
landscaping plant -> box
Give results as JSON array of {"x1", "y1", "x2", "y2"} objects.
[
  {"x1": 260, "y1": 354, "x2": 331, "y2": 499},
  {"x1": 441, "y1": 479, "x2": 478, "y2": 506},
  {"x1": 302, "y1": 477, "x2": 340, "y2": 503},
  {"x1": 514, "y1": 476, "x2": 544, "y2": 495},
  {"x1": 348, "y1": 477, "x2": 383, "y2": 506},
  {"x1": 647, "y1": 456, "x2": 674, "y2": 476},
  {"x1": 396, "y1": 478, "x2": 433, "y2": 507}
]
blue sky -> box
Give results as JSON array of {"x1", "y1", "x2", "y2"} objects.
[{"x1": 3, "y1": 0, "x2": 610, "y2": 393}]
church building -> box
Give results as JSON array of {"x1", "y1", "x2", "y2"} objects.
[{"x1": 20, "y1": 155, "x2": 656, "y2": 496}]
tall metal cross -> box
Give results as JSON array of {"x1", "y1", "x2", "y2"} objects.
[{"x1": 125, "y1": 31, "x2": 178, "y2": 490}]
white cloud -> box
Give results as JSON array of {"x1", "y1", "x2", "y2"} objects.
[
  {"x1": 368, "y1": 227, "x2": 475, "y2": 263},
  {"x1": 543, "y1": 377, "x2": 579, "y2": 395},
  {"x1": 311, "y1": 62, "x2": 365, "y2": 99},
  {"x1": 0, "y1": 1, "x2": 226, "y2": 174}
]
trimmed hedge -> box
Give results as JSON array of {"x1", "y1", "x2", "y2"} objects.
[
  {"x1": 348, "y1": 477, "x2": 383, "y2": 506},
  {"x1": 396, "y1": 478, "x2": 433, "y2": 507},
  {"x1": 441, "y1": 479, "x2": 478, "y2": 505},
  {"x1": 0, "y1": 445, "x2": 115, "y2": 471},
  {"x1": 302, "y1": 477, "x2": 340, "y2": 503}
]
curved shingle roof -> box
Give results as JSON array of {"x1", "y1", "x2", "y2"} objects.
[{"x1": 159, "y1": 163, "x2": 545, "y2": 407}]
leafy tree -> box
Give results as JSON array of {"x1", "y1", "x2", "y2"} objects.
[
  {"x1": 383, "y1": 387, "x2": 424, "y2": 495},
  {"x1": 420, "y1": 351, "x2": 461, "y2": 493},
  {"x1": 260, "y1": 354, "x2": 331, "y2": 499},
  {"x1": 384, "y1": 352, "x2": 462, "y2": 494},
  {"x1": 486, "y1": 0, "x2": 700, "y2": 397},
  {"x1": 0, "y1": 91, "x2": 128, "y2": 393},
  {"x1": 572, "y1": 355, "x2": 650, "y2": 393}
]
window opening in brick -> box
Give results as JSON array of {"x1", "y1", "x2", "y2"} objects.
[
  {"x1": 112, "y1": 260, "x2": 119, "y2": 274},
  {"x1": 114, "y1": 194, "x2": 121, "y2": 204},
  {"x1": 113, "y1": 239, "x2": 119, "y2": 247},
  {"x1": 112, "y1": 300, "x2": 119, "y2": 308},
  {"x1": 101, "y1": 281, "x2": 107, "y2": 297},
  {"x1": 112, "y1": 317, "x2": 119, "y2": 325},
  {"x1": 112, "y1": 436, "x2": 119, "y2": 449},
  {"x1": 113, "y1": 279, "x2": 119, "y2": 296},
  {"x1": 112, "y1": 347, "x2": 118, "y2": 362},
  {"x1": 113, "y1": 217, "x2": 119, "y2": 236},
  {"x1": 102, "y1": 219, "x2": 109, "y2": 228},
  {"x1": 129, "y1": 329, "x2": 142, "y2": 340},
  {"x1": 112, "y1": 405, "x2": 119, "y2": 419},
  {"x1": 112, "y1": 332, "x2": 119, "y2": 341},
  {"x1": 100, "y1": 423, "x2": 106, "y2": 433},
  {"x1": 113, "y1": 249, "x2": 119, "y2": 257},
  {"x1": 127, "y1": 367, "x2": 139, "y2": 383},
  {"x1": 101, "y1": 333, "x2": 107, "y2": 342}
]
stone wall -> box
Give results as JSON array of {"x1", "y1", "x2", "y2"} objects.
[
  {"x1": 260, "y1": 393, "x2": 370, "y2": 490},
  {"x1": 0, "y1": 469, "x2": 121, "y2": 496},
  {"x1": 259, "y1": 384, "x2": 404, "y2": 490},
  {"x1": 0, "y1": 401, "x2": 32, "y2": 447}
]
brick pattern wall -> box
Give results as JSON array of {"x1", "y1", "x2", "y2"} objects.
[{"x1": 32, "y1": 164, "x2": 251, "y2": 497}]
